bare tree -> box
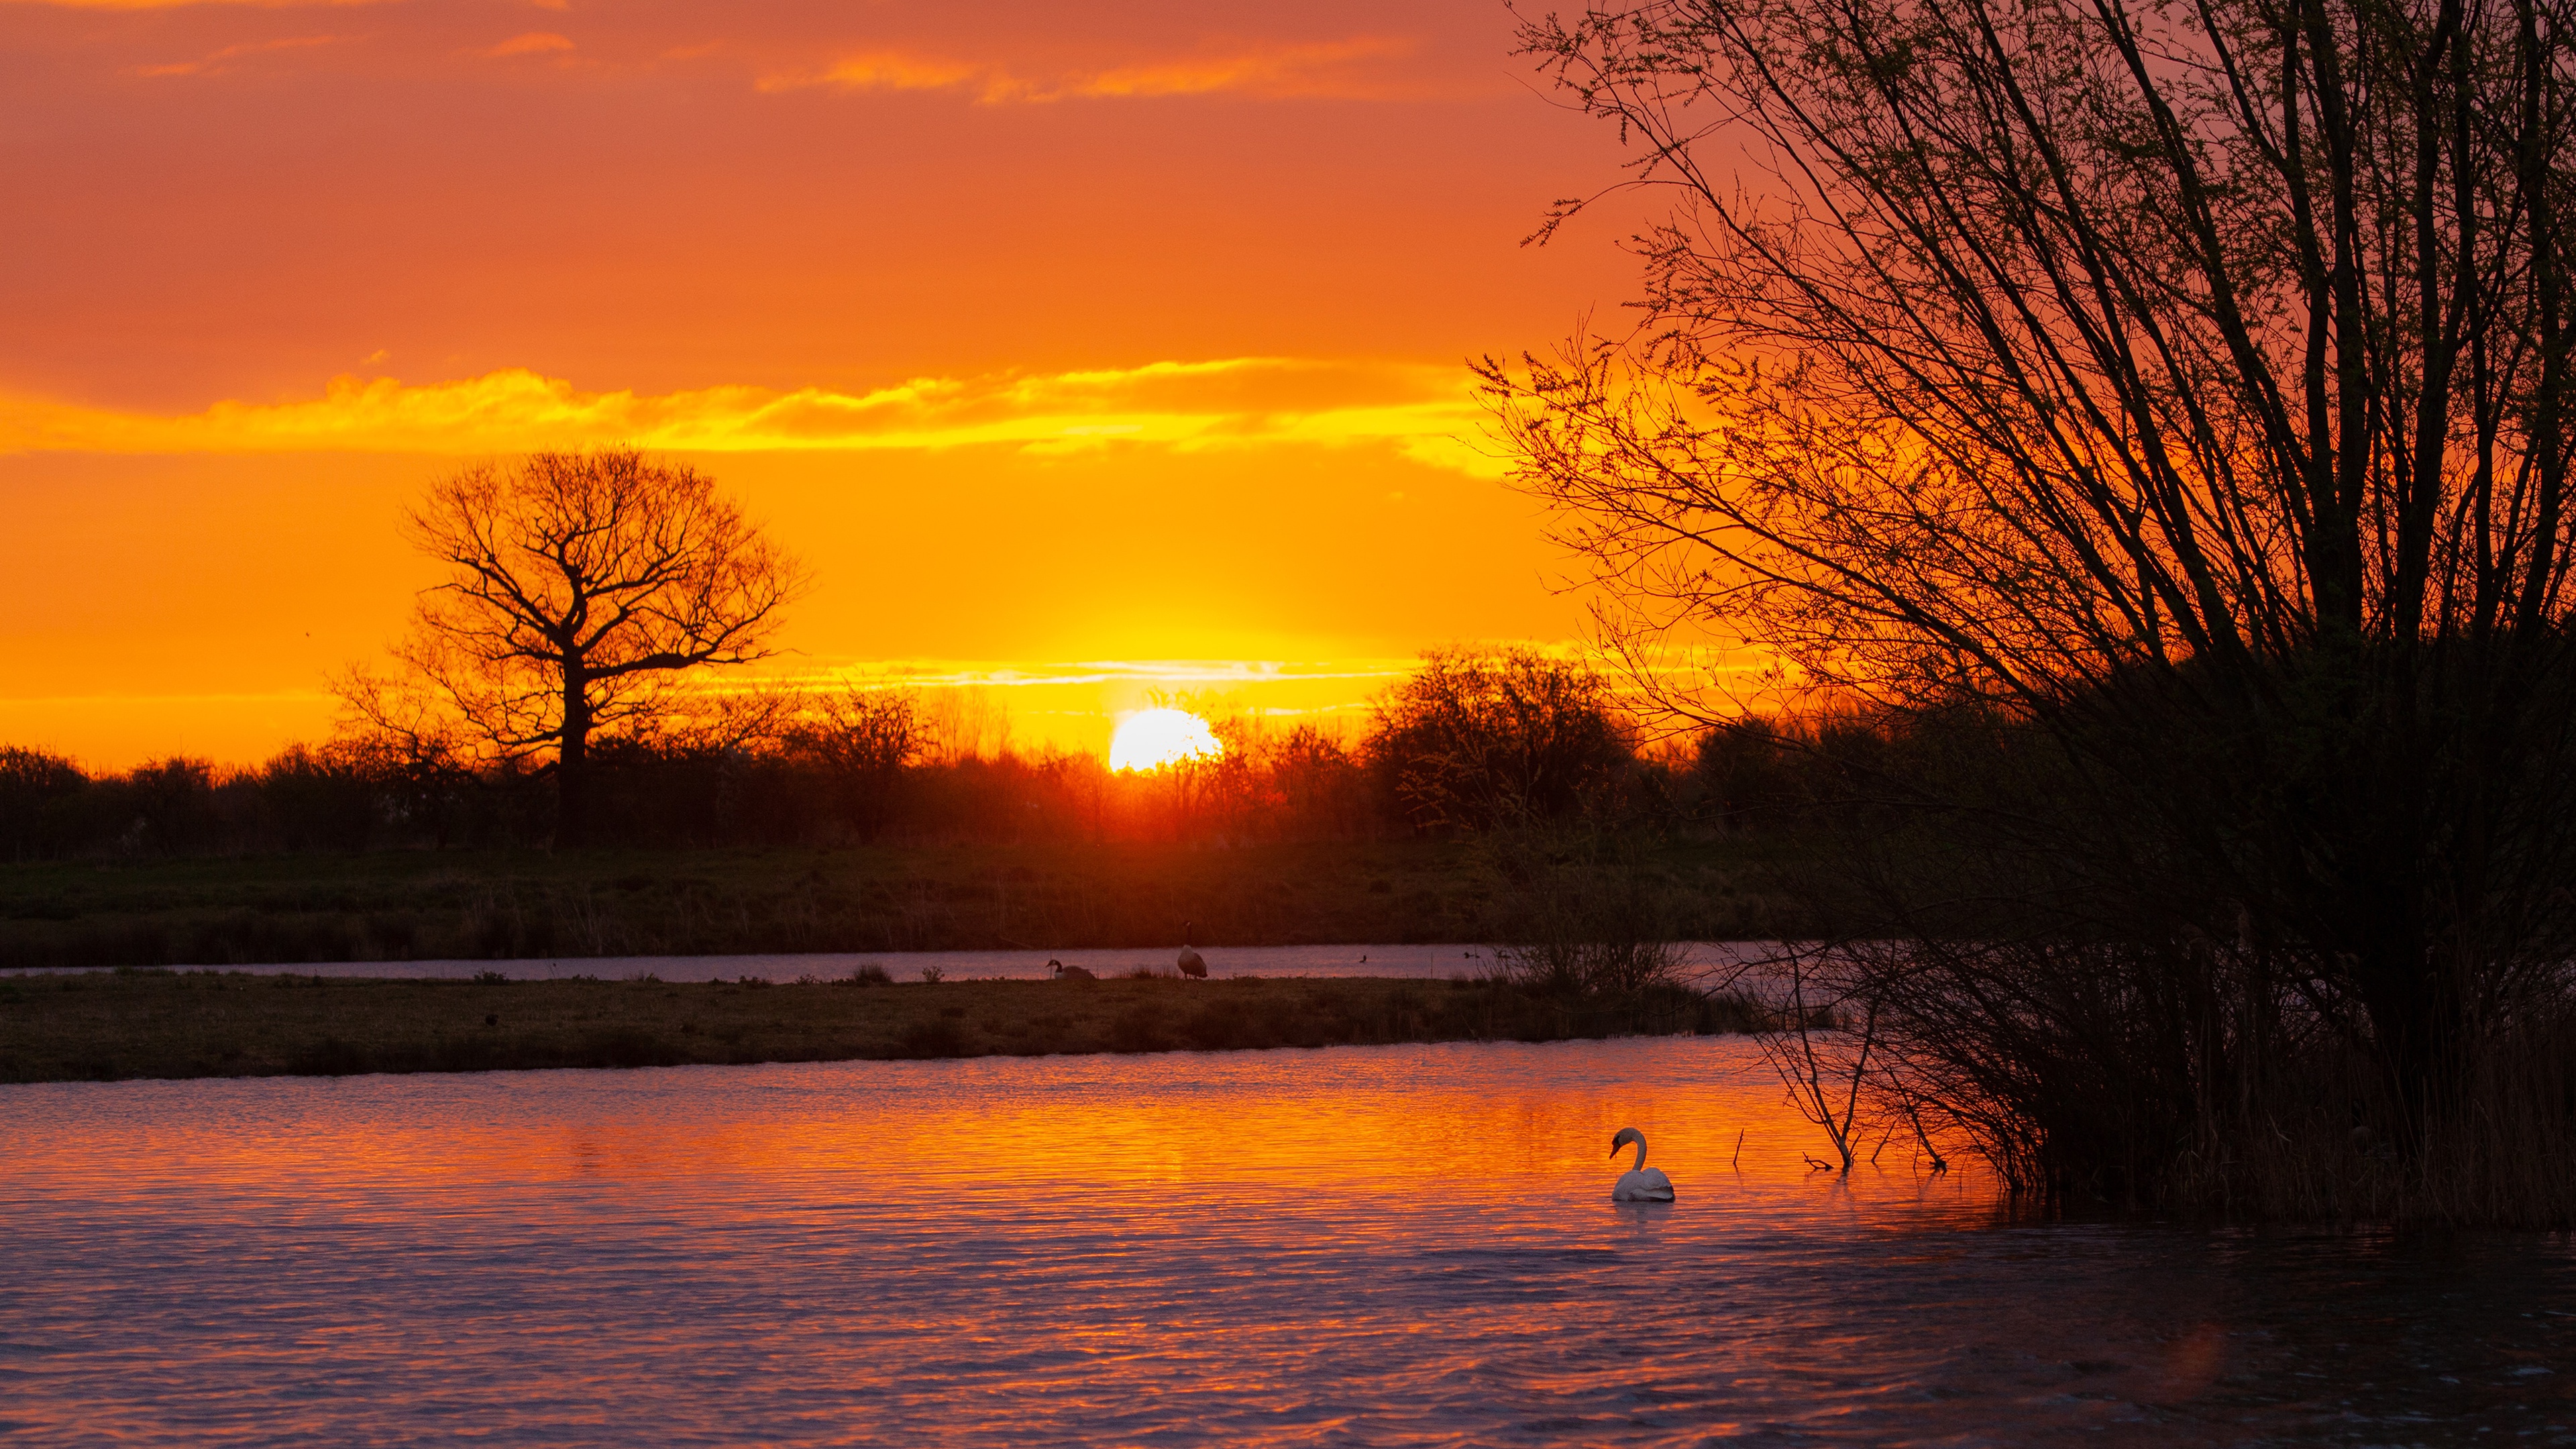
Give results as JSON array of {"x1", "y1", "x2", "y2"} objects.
[
  {"x1": 1485, "y1": 0, "x2": 2576, "y2": 1181},
  {"x1": 341, "y1": 449, "x2": 807, "y2": 847},
  {"x1": 1365, "y1": 646, "x2": 1637, "y2": 831},
  {"x1": 780, "y1": 684, "x2": 924, "y2": 841}
]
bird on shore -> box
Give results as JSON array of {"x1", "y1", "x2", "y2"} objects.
[
  {"x1": 1049, "y1": 959, "x2": 1096, "y2": 981},
  {"x1": 1177, "y1": 924, "x2": 1207, "y2": 979},
  {"x1": 1609, "y1": 1126, "x2": 1676, "y2": 1202}
]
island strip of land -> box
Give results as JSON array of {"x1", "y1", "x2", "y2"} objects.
[{"x1": 0, "y1": 969, "x2": 1759, "y2": 1085}]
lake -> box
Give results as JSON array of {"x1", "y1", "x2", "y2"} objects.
[{"x1": 5, "y1": 1036, "x2": 2571, "y2": 1444}]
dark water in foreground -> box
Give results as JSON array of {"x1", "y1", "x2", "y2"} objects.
[{"x1": 3, "y1": 1037, "x2": 2572, "y2": 1445}]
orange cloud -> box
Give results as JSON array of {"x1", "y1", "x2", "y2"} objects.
[
  {"x1": 1069, "y1": 40, "x2": 1415, "y2": 100},
  {"x1": 767, "y1": 52, "x2": 979, "y2": 95},
  {"x1": 483, "y1": 32, "x2": 574, "y2": 58},
  {"x1": 760, "y1": 37, "x2": 1417, "y2": 103},
  {"x1": 19, "y1": 0, "x2": 376, "y2": 7},
  {"x1": 131, "y1": 34, "x2": 339, "y2": 78},
  {"x1": 0, "y1": 358, "x2": 1505, "y2": 474}
]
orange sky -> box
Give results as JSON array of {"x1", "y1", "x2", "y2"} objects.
[{"x1": 1, "y1": 0, "x2": 1651, "y2": 766}]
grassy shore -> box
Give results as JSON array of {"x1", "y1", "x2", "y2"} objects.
[
  {"x1": 0, "y1": 969, "x2": 1758, "y2": 1084},
  {"x1": 0, "y1": 839, "x2": 1806, "y2": 970}
]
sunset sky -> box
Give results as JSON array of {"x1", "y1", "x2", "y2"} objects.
[{"x1": 2, "y1": 0, "x2": 1652, "y2": 766}]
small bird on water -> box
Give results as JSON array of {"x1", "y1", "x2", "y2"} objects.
[
  {"x1": 1609, "y1": 1126, "x2": 1676, "y2": 1202},
  {"x1": 1177, "y1": 922, "x2": 1207, "y2": 979}
]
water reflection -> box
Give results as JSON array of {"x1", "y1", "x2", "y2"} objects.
[{"x1": 3, "y1": 1037, "x2": 2571, "y2": 1444}]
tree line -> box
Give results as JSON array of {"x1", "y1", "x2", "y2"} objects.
[{"x1": 0, "y1": 649, "x2": 1901, "y2": 860}]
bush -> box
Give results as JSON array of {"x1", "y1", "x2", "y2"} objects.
[
  {"x1": 1364, "y1": 647, "x2": 1638, "y2": 833},
  {"x1": 1481, "y1": 826, "x2": 1688, "y2": 995}
]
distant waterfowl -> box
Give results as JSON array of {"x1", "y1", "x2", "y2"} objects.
[
  {"x1": 1609, "y1": 1126, "x2": 1675, "y2": 1202},
  {"x1": 1177, "y1": 923, "x2": 1207, "y2": 979},
  {"x1": 1050, "y1": 959, "x2": 1096, "y2": 981}
]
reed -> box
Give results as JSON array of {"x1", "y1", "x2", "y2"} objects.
[
  {"x1": 1750, "y1": 934, "x2": 2576, "y2": 1226},
  {"x1": 2160, "y1": 1007, "x2": 2576, "y2": 1229}
]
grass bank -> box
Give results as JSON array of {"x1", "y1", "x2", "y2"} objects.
[
  {"x1": 0, "y1": 839, "x2": 1807, "y2": 970},
  {"x1": 0, "y1": 969, "x2": 1761, "y2": 1084}
]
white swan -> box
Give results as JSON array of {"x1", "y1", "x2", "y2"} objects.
[
  {"x1": 1177, "y1": 922, "x2": 1207, "y2": 979},
  {"x1": 1609, "y1": 1126, "x2": 1675, "y2": 1202}
]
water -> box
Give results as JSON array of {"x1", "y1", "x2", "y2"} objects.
[
  {"x1": 5, "y1": 1036, "x2": 2573, "y2": 1445},
  {"x1": 1, "y1": 941, "x2": 1771, "y2": 984}
]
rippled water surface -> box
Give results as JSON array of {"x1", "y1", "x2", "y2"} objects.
[{"x1": 7, "y1": 1038, "x2": 2575, "y2": 1445}]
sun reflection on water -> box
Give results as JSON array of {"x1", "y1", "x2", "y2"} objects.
[{"x1": 6, "y1": 1038, "x2": 2573, "y2": 1444}]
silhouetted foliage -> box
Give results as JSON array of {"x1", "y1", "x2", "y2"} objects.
[
  {"x1": 1363, "y1": 647, "x2": 1640, "y2": 833},
  {"x1": 1492, "y1": 0, "x2": 2576, "y2": 1220},
  {"x1": 0, "y1": 748, "x2": 87, "y2": 861},
  {"x1": 0, "y1": 655, "x2": 1811, "y2": 858},
  {"x1": 780, "y1": 686, "x2": 921, "y2": 840},
  {"x1": 339, "y1": 448, "x2": 808, "y2": 849}
]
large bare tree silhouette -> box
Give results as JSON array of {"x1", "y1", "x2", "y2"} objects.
[{"x1": 343, "y1": 449, "x2": 807, "y2": 847}]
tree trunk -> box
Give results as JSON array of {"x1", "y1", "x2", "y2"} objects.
[{"x1": 557, "y1": 663, "x2": 590, "y2": 851}]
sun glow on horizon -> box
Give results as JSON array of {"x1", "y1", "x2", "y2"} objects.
[
  {"x1": 1108, "y1": 708, "x2": 1222, "y2": 773},
  {"x1": 0, "y1": 0, "x2": 1635, "y2": 767}
]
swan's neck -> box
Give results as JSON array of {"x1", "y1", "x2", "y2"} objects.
[{"x1": 1628, "y1": 1136, "x2": 1648, "y2": 1173}]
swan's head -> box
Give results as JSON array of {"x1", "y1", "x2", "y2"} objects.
[{"x1": 1610, "y1": 1126, "x2": 1645, "y2": 1157}]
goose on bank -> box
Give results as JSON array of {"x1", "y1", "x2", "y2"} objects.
[
  {"x1": 1177, "y1": 924, "x2": 1207, "y2": 979},
  {"x1": 1609, "y1": 1126, "x2": 1675, "y2": 1202},
  {"x1": 1050, "y1": 959, "x2": 1096, "y2": 981}
]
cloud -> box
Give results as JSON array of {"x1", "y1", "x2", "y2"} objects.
[
  {"x1": 15, "y1": 0, "x2": 378, "y2": 8},
  {"x1": 1058, "y1": 40, "x2": 1415, "y2": 101},
  {"x1": 131, "y1": 33, "x2": 339, "y2": 78},
  {"x1": 482, "y1": 31, "x2": 573, "y2": 58},
  {"x1": 798, "y1": 658, "x2": 1421, "y2": 692},
  {"x1": 0, "y1": 358, "x2": 1507, "y2": 476},
  {"x1": 759, "y1": 37, "x2": 1417, "y2": 104},
  {"x1": 768, "y1": 50, "x2": 979, "y2": 96}
]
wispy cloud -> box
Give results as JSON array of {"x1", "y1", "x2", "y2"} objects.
[
  {"x1": 758, "y1": 37, "x2": 1417, "y2": 103},
  {"x1": 14, "y1": 0, "x2": 380, "y2": 8},
  {"x1": 0, "y1": 358, "x2": 1505, "y2": 475},
  {"x1": 800, "y1": 658, "x2": 1422, "y2": 692},
  {"x1": 131, "y1": 33, "x2": 339, "y2": 78},
  {"x1": 482, "y1": 31, "x2": 572, "y2": 58}
]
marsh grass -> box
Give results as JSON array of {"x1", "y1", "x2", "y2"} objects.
[
  {"x1": 1741, "y1": 935, "x2": 2576, "y2": 1226},
  {"x1": 0, "y1": 839, "x2": 1800, "y2": 971},
  {"x1": 0, "y1": 969, "x2": 1762, "y2": 1084},
  {"x1": 2155, "y1": 1008, "x2": 2576, "y2": 1228}
]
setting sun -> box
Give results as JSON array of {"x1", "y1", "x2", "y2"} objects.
[{"x1": 1108, "y1": 708, "x2": 1223, "y2": 772}]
